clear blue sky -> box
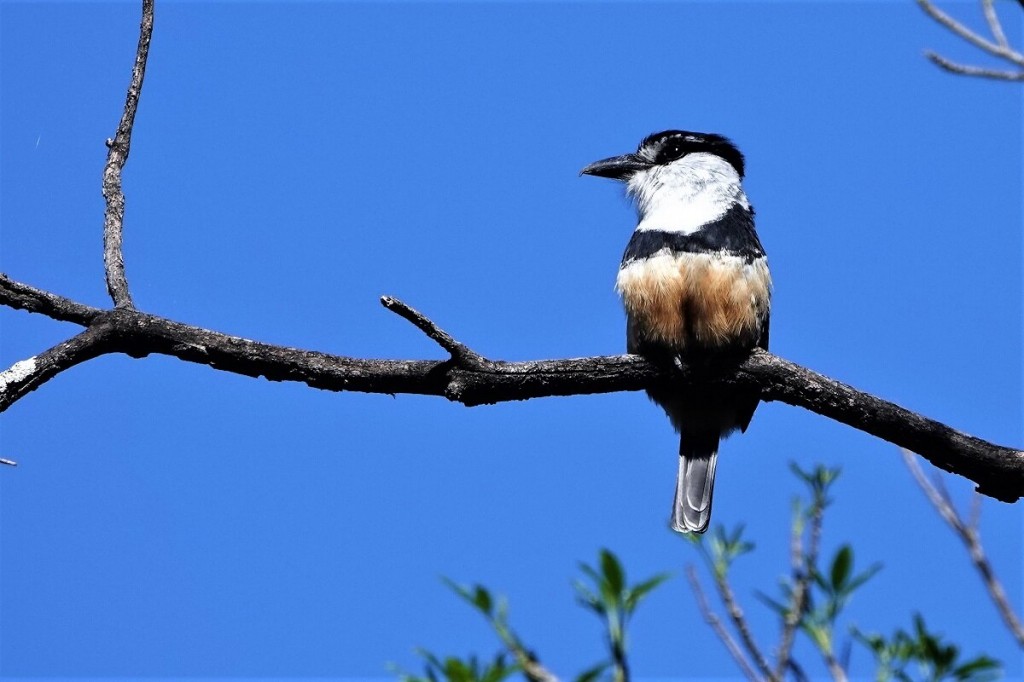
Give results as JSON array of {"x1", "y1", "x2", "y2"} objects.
[{"x1": 1, "y1": 1, "x2": 1021, "y2": 680}]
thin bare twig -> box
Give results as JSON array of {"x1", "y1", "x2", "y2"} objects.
[
  {"x1": 686, "y1": 566, "x2": 758, "y2": 682},
  {"x1": 925, "y1": 51, "x2": 1024, "y2": 81},
  {"x1": 774, "y1": 495, "x2": 824, "y2": 677},
  {"x1": 491, "y1": 624, "x2": 557, "y2": 682},
  {"x1": 102, "y1": 0, "x2": 154, "y2": 308},
  {"x1": 774, "y1": 519, "x2": 805, "y2": 676},
  {"x1": 787, "y1": 659, "x2": 811, "y2": 682},
  {"x1": 917, "y1": 0, "x2": 1024, "y2": 65},
  {"x1": 822, "y1": 651, "x2": 848, "y2": 682},
  {"x1": 708, "y1": 564, "x2": 777, "y2": 681},
  {"x1": 981, "y1": 0, "x2": 1009, "y2": 49},
  {"x1": 902, "y1": 450, "x2": 1024, "y2": 647},
  {"x1": 917, "y1": 0, "x2": 1024, "y2": 81},
  {"x1": 380, "y1": 296, "x2": 484, "y2": 368}
]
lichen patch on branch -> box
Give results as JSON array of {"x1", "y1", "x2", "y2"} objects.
[{"x1": 0, "y1": 357, "x2": 38, "y2": 392}]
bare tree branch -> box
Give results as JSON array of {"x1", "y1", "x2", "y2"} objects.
[
  {"x1": 925, "y1": 51, "x2": 1024, "y2": 81},
  {"x1": 917, "y1": 0, "x2": 1024, "y2": 81},
  {"x1": 2, "y1": 271, "x2": 1022, "y2": 501},
  {"x1": 901, "y1": 450, "x2": 1024, "y2": 647},
  {"x1": 685, "y1": 566, "x2": 759, "y2": 682},
  {"x1": 821, "y1": 650, "x2": 848, "y2": 682},
  {"x1": 380, "y1": 295, "x2": 484, "y2": 368},
  {"x1": 0, "y1": 276, "x2": 102, "y2": 326},
  {"x1": 706, "y1": 561, "x2": 777, "y2": 681},
  {"x1": 0, "y1": 323, "x2": 118, "y2": 412},
  {"x1": 917, "y1": 0, "x2": 1024, "y2": 64},
  {"x1": 102, "y1": 0, "x2": 153, "y2": 308},
  {"x1": 981, "y1": 0, "x2": 1009, "y2": 49},
  {"x1": 774, "y1": 492, "x2": 824, "y2": 678}
]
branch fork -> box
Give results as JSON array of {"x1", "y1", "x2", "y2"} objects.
[
  {"x1": 917, "y1": 0, "x2": 1024, "y2": 81},
  {"x1": 380, "y1": 296, "x2": 488, "y2": 370}
]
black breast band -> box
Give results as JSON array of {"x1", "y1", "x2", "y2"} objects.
[{"x1": 621, "y1": 203, "x2": 765, "y2": 265}]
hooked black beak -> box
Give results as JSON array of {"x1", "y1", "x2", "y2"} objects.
[{"x1": 580, "y1": 153, "x2": 650, "y2": 180}]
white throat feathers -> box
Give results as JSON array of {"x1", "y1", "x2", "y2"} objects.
[{"x1": 627, "y1": 152, "x2": 750, "y2": 236}]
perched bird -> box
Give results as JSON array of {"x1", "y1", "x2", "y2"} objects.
[{"x1": 581, "y1": 130, "x2": 771, "y2": 533}]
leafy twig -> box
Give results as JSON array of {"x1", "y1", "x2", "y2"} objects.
[
  {"x1": 444, "y1": 579, "x2": 557, "y2": 682},
  {"x1": 574, "y1": 550, "x2": 668, "y2": 682}
]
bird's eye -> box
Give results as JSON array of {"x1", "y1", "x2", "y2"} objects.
[{"x1": 657, "y1": 141, "x2": 686, "y2": 164}]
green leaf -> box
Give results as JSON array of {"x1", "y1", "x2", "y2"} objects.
[
  {"x1": 846, "y1": 562, "x2": 883, "y2": 594},
  {"x1": 851, "y1": 628, "x2": 886, "y2": 654},
  {"x1": 754, "y1": 590, "x2": 790, "y2": 618},
  {"x1": 578, "y1": 563, "x2": 602, "y2": 586},
  {"x1": 442, "y1": 577, "x2": 495, "y2": 617},
  {"x1": 573, "y1": 580, "x2": 603, "y2": 615},
  {"x1": 830, "y1": 546, "x2": 852, "y2": 592},
  {"x1": 444, "y1": 656, "x2": 473, "y2": 682},
  {"x1": 953, "y1": 655, "x2": 1001, "y2": 681},
  {"x1": 574, "y1": 660, "x2": 610, "y2": 682},
  {"x1": 789, "y1": 462, "x2": 814, "y2": 485},
  {"x1": 624, "y1": 573, "x2": 670, "y2": 615},
  {"x1": 473, "y1": 586, "x2": 493, "y2": 616},
  {"x1": 600, "y1": 549, "x2": 625, "y2": 596}
]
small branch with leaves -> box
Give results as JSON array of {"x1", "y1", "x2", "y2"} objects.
[
  {"x1": 687, "y1": 465, "x2": 1000, "y2": 681},
  {"x1": 399, "y1": 551, "x2": 666, "y2": 682}
]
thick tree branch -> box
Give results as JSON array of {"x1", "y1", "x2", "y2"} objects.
[
  {"x1": 0, "y1": 272, "x2": 1021, "y2": 502},
  {"x1": 0, "y1": 322, "x2": 118, "y2": 412},
  {"x1": 101, "y1": 0, "x2": 153, "y2": 308},
  {"x1": 0, "y1": 275, "x2": 103, "y2": 326}
]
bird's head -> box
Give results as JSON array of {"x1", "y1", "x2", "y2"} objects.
[
  {"x1": 581, "y1": 130, "x2": 747, "y2": 221},
  {"x1": 581, "y1": 130, "x2": 745, "y2": 181}
]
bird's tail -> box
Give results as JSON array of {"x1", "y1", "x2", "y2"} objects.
[{"x1": 671, "y1": 432, "x2": 720, "y2": 534}]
